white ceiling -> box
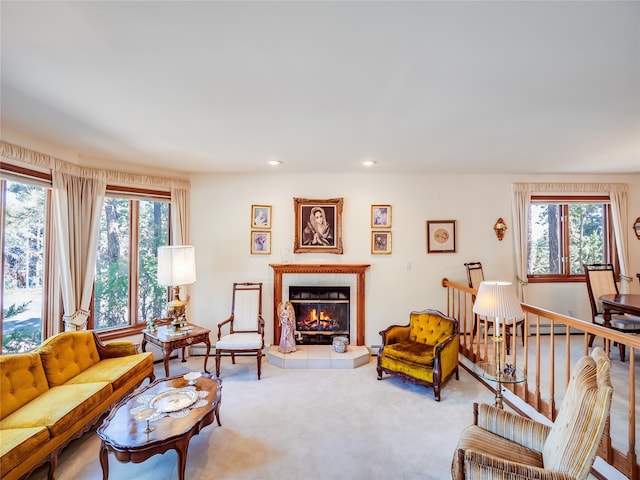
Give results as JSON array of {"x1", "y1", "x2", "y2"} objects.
[{"x1": 1, "y1": 1, "x2": 639, "y2": 175}]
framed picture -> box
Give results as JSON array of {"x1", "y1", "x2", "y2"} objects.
[
  {"x1": 426, "y1": 220, "x2": 456, "y2": 253},
  {"x1": 251, "y1": 231, "x2": 271, "y2": 254},
  {"x1": 371, "y1": 205, "x2": 392, "y2": 228},
  {"x1": 371, "y1": 231, "x2": 392, "y2": 254},
  {"x1": 251, "y1": 205, "x2": 271, "y2": 229},
  {"x1": 293, "y1": 197, "x2": 344, "y2": 254}
]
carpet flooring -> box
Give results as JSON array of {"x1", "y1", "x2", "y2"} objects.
[{"x1": 29, "y1": 354, "x2": 495, "y2": 480}]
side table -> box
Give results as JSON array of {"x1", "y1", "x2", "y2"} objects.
[
  {"x1": 473, "y1": 361, "x2": 526, "y2": 409},
  {"x1": 142, "y1": 324, "x2": 211, "y2": 377}
]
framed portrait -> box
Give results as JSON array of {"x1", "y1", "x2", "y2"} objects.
[
  {"x1": 251, "y1": 205, "x2": 271, "y2": 229},
  {"x1": 371, "y1": 205, "x2": 392, "y2": 228},
  {"x1": 371, "y1": 231, "x2": 392, "y2": 254},
  {"x1": 250, "y1": 230, "x2": 271, "y2": 254},
  {"x1": 293, "y1": 197, "x2": 344, "y2": 254},
  {"x1": 426, "y1": 220, "x2": 457, "y2": 253}
]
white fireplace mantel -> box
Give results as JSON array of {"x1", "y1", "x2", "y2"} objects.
[{"x1": 269, "y1": 264, "x2": 370, "y2": 346}]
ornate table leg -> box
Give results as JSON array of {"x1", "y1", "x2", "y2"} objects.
[
  {"x1": 99, "y1": 442, "x2": 109, "y2": 480},
  {"x1": 162, "y1": 347, "x2": 171, "y2": 377}
]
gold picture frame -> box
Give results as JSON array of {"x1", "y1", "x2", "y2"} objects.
[
  {"x1": 371, "y1": 231, "x2": 392, "y2": 254},
  {"x1": 293, "y1": 197, "x2": 343, "y2": 254},
  {"x1": 251, "y1": 205, "x2": 271, "y2": 229},
  {"x1": 250, "y1": 231, "x2": 271, "y2": 254},
  {"x1": 426, "y1": 220, "x2": 456, "y2": 253},
  {"x1": 371, "y1": 205, "x2": 392, "y2": 228}
]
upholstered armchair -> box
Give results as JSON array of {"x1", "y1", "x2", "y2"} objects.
[
  {"x1": 377, "y1": 309, "x2": 459, "y2": 401},
  {"x1": 452, "y1": 347, "x2": 613, "y2": 480}
]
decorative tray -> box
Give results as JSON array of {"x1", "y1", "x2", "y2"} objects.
[{"x1": 150, "y1": 389, "x2": 198, "y2": 413}]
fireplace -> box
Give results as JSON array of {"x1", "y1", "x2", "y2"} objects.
[{"x1": 289, "y1": 286, "x2": 350, "y2": 344}]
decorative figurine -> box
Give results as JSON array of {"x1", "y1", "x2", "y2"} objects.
[{"x1": 278, "y1": 301, "x2": 297, "y2": 354}]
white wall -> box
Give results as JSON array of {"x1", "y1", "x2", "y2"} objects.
[{"x1": 189, "y1": 172, "x2": 640, "y2": 348}]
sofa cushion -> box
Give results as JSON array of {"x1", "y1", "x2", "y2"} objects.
[
  {"x1": 0, "y1": 427, "x2": 50, "y2": 474},
  {"x1": 409, "y1": 311, "x2": 455, "y2": 345},
  {"x1": 0, "y1": 352, "x2": 50, "y2": 420},
  {"x1": 65, "y1": 353, "x2": 153, "y2": 392},
  {"x1": 38, "y1": 331, "x2": 101, "y2": 386},
  {"x1": 0, "y1": 382, "x2": 111, "y2": 437},
  {"x1": 382, "y1": 341, "x2": 434, "y2": 366}
]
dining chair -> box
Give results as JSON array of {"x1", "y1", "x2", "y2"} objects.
[
  {"x1": 465, "y1": 262, "x2": 525, "y2": 351},
  {"x1": 583, "y1": 263, "x2": 640, "y2": 361}
]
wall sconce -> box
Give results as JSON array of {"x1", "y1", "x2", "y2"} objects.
[{"x1": 494, "y1": 218, "x2": 507, "y2": 241}]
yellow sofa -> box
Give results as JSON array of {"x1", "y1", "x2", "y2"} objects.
[
  {"x1": 377, "y1": 308, "x2": 459, "y2": 401},
  {"x1": 0, "y1": 330, "x2": 155, "y2": 480}
]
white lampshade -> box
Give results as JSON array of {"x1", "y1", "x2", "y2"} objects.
[
  {"x1": 157, "y1": 245, "x2": 196, "y2": 286},
  {"x1": 472, "y1": 281, "x2": 524, "y2": 320}
]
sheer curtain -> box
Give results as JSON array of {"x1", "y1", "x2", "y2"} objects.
[
  {"x1": 52, "y1": 167, "x2": 106, "y2": 331},
  {"x1": 511, "y1": 182, "x2": 631, "y2": 298}
]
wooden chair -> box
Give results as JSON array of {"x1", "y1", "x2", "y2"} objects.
[
  {"x1": 583, "y1": 263, "x2": 640, "y2": 361},
  {"x1": 215, "y1": 282, "x2": 265, "y2": 379},
  {"x1": 453, "y1": 347, "x2": 613, "y2": 480},
  {"x1": 465, "y1": 262, "x2": 525, "y2": 351}
]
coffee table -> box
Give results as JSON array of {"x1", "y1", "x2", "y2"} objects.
[
  {"x1": 97, "y1": 374, "x2": 222, "y2": 480},
  {"x1": 142, "y1": 324, "x2": 211, "y2": 377}
]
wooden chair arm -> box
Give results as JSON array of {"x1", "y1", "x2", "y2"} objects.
[{"x1": 378, "y1": 324, "x2": 410, "y2": 346}]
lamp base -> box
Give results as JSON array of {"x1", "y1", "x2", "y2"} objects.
[{"x1": 167, "y1": 288, "x2": 188, "y2": 329}]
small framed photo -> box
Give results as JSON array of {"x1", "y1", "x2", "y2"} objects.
[
  {"x1": 293, "y1": 197, "x2": 344, "y2": 254},
  {"x1": 251, "y1": 231, "x2": 271, "y2": 254},
  {"x1": 371, "y1": 231, "x2": 392, "y2": 254},
  {"x1": 371, "y1": 205, "x2": 392, "y2": 228},
  {"x1": 251, "y1": 205, "x2": 271, "y2": 229},
  {"x1": 426, "y1": 220, "x2": 456, "y2": 253}
]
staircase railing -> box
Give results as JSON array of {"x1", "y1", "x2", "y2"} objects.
[{"x1": 442, "y1": 277, "x2": 639, "y2": 480}]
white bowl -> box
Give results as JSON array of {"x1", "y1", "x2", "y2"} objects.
[{"x1": 183, "y1": 371, "x2": 202, "y2": 384}]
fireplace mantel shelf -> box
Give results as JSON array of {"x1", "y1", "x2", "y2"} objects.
[{"x1": 269, "y1": 264, "x2": 370, "y2": 346}]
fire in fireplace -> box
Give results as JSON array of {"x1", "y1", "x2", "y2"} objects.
[{"x1": 289, "y1": 286, "x2": 350, "y2": 344}]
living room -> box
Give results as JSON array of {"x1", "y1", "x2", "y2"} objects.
[{"x1": 1, "y1": 1, "x2": 639, "y2": 479}]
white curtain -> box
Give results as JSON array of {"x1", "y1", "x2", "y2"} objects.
[
  {"x1": 171, "y1": 186, "x2": 190, "y2": 245},
  {"x1": 511, "y1": 182, "x2": 630, "y2": 297},
  {"x1": 510, "y1": 183, "x2": 531, "y2": 301},
  {"x1": 52, "y1": 168, "x2": 106, "y2": 330}
]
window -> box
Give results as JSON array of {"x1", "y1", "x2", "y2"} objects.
[
  {"x1": 528, "y1": 196, "x2": 616, "y2": 281},
  {"x1": 93, "y1": 191, "x2": 170, "y2": 334},
  {"x1": 1, "y1": 178, "x2": 50, "y2": 353}
]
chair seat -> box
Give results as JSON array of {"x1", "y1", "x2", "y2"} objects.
[
  {"x1": 382, "y1": 341, "x2": 435, "y2": 366},
  {"x1": 216, "y1": 332, "x2": 262, "y2": 350},
  {"x1": 594, "y1": 314, "x2": 640, "y2": 331}
]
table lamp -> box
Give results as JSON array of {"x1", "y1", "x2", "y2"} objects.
[
  {"x1": 472, "y1": 280, "x2": 524, "y2": 407},
  {"x1": 157, "y1": 245, "x2": 196, "y2": 329}
]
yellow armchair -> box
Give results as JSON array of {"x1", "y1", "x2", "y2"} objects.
[{"x1": 377, "y1": 308, "x2": 459, "y2": 401}]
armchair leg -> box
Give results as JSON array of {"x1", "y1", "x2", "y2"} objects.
[
  {"x1": 231, "y1": 352, "x2": 236, "y2": 364},
  {"x1": 376, "y1": 366, "x2": 383, "y2": 380},
  {"x1": 257, "y1": 351, "x2": 262, "y2": 379},
  {"x1": 215, "y1": 352, "x2": 221, "y2": 377}
]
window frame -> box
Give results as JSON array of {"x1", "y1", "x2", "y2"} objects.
[
  {"x1": 527, "y1": 195, "x2": 618, "y2": 283},
  {"x1": 90, "y1": 185, "x2": 172, "y2": 340}
]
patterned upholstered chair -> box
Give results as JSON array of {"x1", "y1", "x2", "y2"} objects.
[
  {"x1": 377, "y1": 309, "x2": 459, "y2": 401},
  {"x1": 452, "y1": 347, "x2": 613, "y2": 480}
]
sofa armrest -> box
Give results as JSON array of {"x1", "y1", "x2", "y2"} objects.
[
  {"x1": 475, "y1": 403, "x2": 550, "y2": 452},
  {"x1": 378, "y1": 324, "x2": 410, "y2": 346},
  {"x1": 92, "y1": 331, "x2": 138, "y2": 359},
  {"x1": 457, "y1": 448, "x2": 573, "y2": 480}
]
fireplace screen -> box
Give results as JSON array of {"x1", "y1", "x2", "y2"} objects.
[{"x1": 289, "y1": 286, "x2": 350, "y2": 341}]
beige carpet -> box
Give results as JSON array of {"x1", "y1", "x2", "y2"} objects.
[{"x1": 30, "y1": 354, "x2": 494, "y2": 480}]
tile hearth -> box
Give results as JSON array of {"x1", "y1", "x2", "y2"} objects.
[{"x1": 267, "y1": 345, "x2": 371, "y2": 369}]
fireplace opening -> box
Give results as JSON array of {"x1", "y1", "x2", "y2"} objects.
[{"x1": 289, "y1": 286, "x2": 350, "y2": 345}]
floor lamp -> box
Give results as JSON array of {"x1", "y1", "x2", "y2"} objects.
[
  {"x1": 157, "y1": 245, "x2": 196, "y2": 329},
  {"x1": 472, "y1": 280, "x2": 524, "y2": 408}
]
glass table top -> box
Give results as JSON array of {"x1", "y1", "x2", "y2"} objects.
[{"x1": 473, "y1": 361, "x2": 526, "y2": 384}]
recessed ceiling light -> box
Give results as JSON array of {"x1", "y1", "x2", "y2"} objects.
[
  {"x1": 361, "y1": 159, "x2": 377, "y2": 167},
  {"x1": 267, "y1": 159, "x2": 282, "y2": 166}
]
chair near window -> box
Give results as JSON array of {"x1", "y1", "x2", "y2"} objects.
[
  {"x1": 465, "y1": 262, "x2": 525, "y2": 350},
  {"x1": 215, "y1": 282, "x2": 265, "y2": 379},
  {"x1": 583, "y1": 263, "x2": 640, "y2": 361}
]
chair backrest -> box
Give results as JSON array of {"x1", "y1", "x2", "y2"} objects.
[
  {"x1": 464, "y1": 262, "x2": 484, "y2": 290},
  {"x1": 542, "y1": 347, "x2": 612, "y2": 479},
  {"x1": 231, "y1": 282, "x2": 263, "y2": 332},
  {"x1": 583, "y1": 263, "x2": 619, "y2": 317},
  {"x1": 409, "y1": 309, "x2": 458, "y2": 345}
]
